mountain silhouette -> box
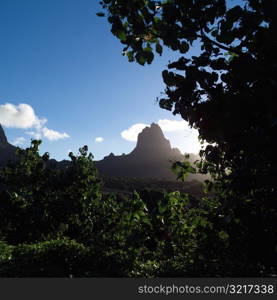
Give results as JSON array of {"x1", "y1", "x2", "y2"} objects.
[
  {"x1": 95, "y1": 123, "x2": 201, "y2": 180},
  {"x1": 0, "y1": 124, "x2": 16, "y2": 165},
  {"x1": 0, "y1": 123, "x2": 206, "y2": 181},
  {"x1": 130, "y1": 123, "x2": 182, "y2": 159}
]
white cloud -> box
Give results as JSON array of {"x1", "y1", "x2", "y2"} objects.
[
  {"x1": 157, "y1": 119, "x2": 190, "y2": 132},
  {"x1": 12, "y1": 137, "x2": 26, "y2": 146},
  {"x1": 0, "y1": 103, "x2": 70, "y2": 142},
  {"x1": 95, "y1": 137, "x2": 104, "y2": 143},
  {"x1": 41, "y1": 127, "x2": 70, "y2": 141},
  {"x1": 25, "y1": 131, "x2": 42, "y2": 139},
  {"x1": 121, "y1": 123, "x2": 148, "y2": 142},
  {"x1": 26, "y1": 128, "x2": 70, "y2": 141},
  {"x1": 0, "y1": 103, "x2": 46, "y2": 129}
]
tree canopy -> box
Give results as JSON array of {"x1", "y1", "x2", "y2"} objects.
[
  {"x1": 98, "y1": 0, "x2": 277, "y2": 202},
  {"x1": 0, "y1": 0, "x2": 276, "y2": 277},
  {"x1": 98, "y1": 0, "x2": 276, "y2": 193},
  {"x1": 0, "y1": 141, "x2": 232, "y2": 277},
  {"x1": 98, "y1": 0, "x2": 277, "y2": 274}
]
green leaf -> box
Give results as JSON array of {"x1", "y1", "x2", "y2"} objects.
[
  {"x1": 127, "y1": 51, "x2": 134, "y2": 62},
  {"x1": 179, "y1": 41, "x2": 189, "y2": 54},
  {"x1": 143, "y1": 51, "x2": 154, "y2": 64},
  {"x1": 158, "y1": 202, "x2": 167, "y2": 214},
  {"x1": 218, "y1": 231, "x2": 229, "y2": 240},
  {"x1": 118, "y1": 31, "x2": 127, "y2": 42},
  {"x1": 156, "y1": 42, "x2": 163, "y2": 55},
  {"x1": 136, "y1": 53, "x2": 146, "y2": 66}
]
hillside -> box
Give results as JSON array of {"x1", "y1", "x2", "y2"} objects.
[
  {"x1": 0, "y1": 124, "x2": 16, "y2": 165},
  {"x1": 95, "y1": 123, "x2": 207, "y2": 181}
]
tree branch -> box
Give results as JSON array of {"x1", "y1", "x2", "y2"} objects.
[{"x1": 197, "y1": 30, "x2": 243, "y2": 56}]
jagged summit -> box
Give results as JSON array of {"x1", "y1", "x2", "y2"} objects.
[
  {"x1": 96, "y1": 123, "x2": 186, "y2": 180},
  {"x1": 105, "y1": 152, "x2": 115, "y2": 159},
  {"x1": 137, "y1": 123, "x2": 168, "y2": 145},
  {"x1": 130, "y1": 122, "x2": 179, "y2": 159},
  {"x1": 0, "y1": 124, "x2": 8, "y2": 146},
  {"x1": 0, "y1": 124, "x2": 16, "y2": 165},
  {"x1": 0, "y1": 122, "x2": 205, "y2": 181}
]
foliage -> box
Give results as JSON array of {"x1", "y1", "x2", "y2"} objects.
[
  {"x1": 1, "y1": 1, "x2": 276, "y2": 276},
  {"x1": 0, "y1": 140, "x2": 101, "y2": 244},
  {"x1": 0, "y1": 140, "x2": 226, "y2": 277},
  {"x1": 171, "y1": 160, "x2": 196, "y2": 181},
  {"x1": 0, "y1": 238, "x2": 90, "y2": 277},
  {"x1": 99, "y1": 0, "x2": 277, "y2": 275},
  {"x1": 0, "y1": 241, "x2": 12, "y2": 263},
  {"x1": 89, "y1": 189, "x2": 221, "y2": 277},
  {"x1": 98, "y1": 0, "x2": 276, "y2": 195},
  {"x1": 0, "y1": 136, "x2": 276, "y2": 276}
]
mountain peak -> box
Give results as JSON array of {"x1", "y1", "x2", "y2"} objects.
[
  {"x1": 150, "y1": 122, "x2": 160, "y2": 128},
  {"x1": 0, "y1": 124, "x2": 8, "y2": 146},
  {"x1": 96, "y1": 122, "x2": 186, "y2": 180},
  {"x1": 130, "y1": 123, "x2": 179, "y2": 159},
  {"x1": 138, "y1": 123, "x2": 165, "y2": 140},
  {"x1": 0, "y1": 124, "x2": 17, "y2": 165}
]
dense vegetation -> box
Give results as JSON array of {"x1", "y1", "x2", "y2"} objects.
[
  {"x1": 101, "y1": 176, "x2": 204, "y2": 199},
  {"x1": 0, "y1": 140, "x2": 275, "y2": 277},
  {"x1": 96, "y1": 0, "x2": 276, "y2": 275},
  {"x1": 0, "y1": 0, "x2": 276, "y2": 277},
  {"x1": 0, "y1": 141, "x2": 221, "y2": 277}
]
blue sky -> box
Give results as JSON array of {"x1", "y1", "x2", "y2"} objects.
[{"x1": 0, "y1": 0, "x2": 220, "y2": 160}]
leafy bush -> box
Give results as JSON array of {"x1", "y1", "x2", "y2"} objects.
[
  {"x1": 0, "y1": 140, "x2": 275, "y2": 277},
  {"x1": 0, "y1": 238, "x2": 89, "y2": 277},
  {"x1": 0, "y1": 241, "x2": 12, "y2": 263},
  {"x1": 99, "y1": 0, "x2": 277, "y2": 277},
  {"x1": 0, "y1": 141, "x2": 101, "y2": 244}
]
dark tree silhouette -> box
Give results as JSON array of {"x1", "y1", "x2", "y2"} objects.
[
  {"x1": 0, "y1": 1, "x2": 276, "y2": 277},
  {"x1": 99, "y1": 0, "x2": 277, "y2": 275},
  {"x1": 0, "y1": 141, "x2": 102, "y2": 244},
  {"x1": 0, "y1": 141, "x2": 228, "y2": 277}
]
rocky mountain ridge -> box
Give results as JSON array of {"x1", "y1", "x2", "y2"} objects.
[
  {"x1": 95, "y1": 123, "x2": 201, "y2": 180},
  {"x1": 0, "y1": 123, "x2": 204, "y2": 181},
  {"x1": 0, "y1": 124, "x2": 17, "y2": 165}
]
